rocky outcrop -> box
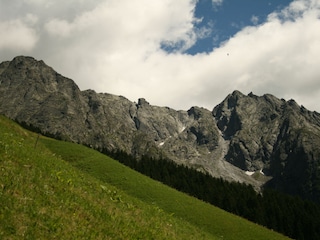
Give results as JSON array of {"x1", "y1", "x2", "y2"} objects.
[
  {"x1": 213, "y1": 90, "x2": 320, "y2": 201},
  {"x1": 1, "y1": 56, "x2": 320, "y2": 202},
  {"x1": 213, "y1": 91, "x2": 284, "y2": 171}
]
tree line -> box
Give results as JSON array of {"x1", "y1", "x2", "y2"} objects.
[
  {"x1": 15, "y1": 120, "x2": 320, "y2": 240},
  {"x1": 104, "y1": 149, "x2": 320, "y2": 240}
]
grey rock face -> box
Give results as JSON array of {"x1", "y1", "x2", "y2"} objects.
[
  {"x1": 1, "y1": 56, "x2": 320, "y2": 201},
  {"x1": 0, "y1": 56, "x2": 87, "y2": 141},
  {"x1": 213, "y1": 90, "x2": 320, "y2": 201},
  {"x1": 213, "y1": 91, "x2": 284, "y2": 171}
]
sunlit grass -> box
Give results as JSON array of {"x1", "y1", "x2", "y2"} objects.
[
  {"x1": 0, "y1": 115, "x2": 291, "y2": 239},
  {"x1": 0, "y1": 116, "x2": 215, "y2": 239},
  {"x1": 41, "y1": 130, "x2": 291, "y2": 240}
]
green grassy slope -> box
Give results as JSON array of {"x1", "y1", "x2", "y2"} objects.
[
  {"x1": 0, "y1": 115, "x2": 291, "y2": 239},
  {"x1": 0, "y1": 115, "x2": 214, "y2": 239}
]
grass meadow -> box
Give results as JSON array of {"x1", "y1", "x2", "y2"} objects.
[{"x1": 0, "y1": 115, "x2": 290, "y2": 239}]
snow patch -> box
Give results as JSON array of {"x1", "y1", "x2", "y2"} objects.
[
  {"x1": 245, "y1": 169, "x2": 265, "y2": 176},
  {"x1": 245, "y1": 171, "x2": 255, "y2": 176}
]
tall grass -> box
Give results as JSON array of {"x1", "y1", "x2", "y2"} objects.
[
  {"x1": 41, "y1": 132, "x2": 291, "y2": 240},
  {"x1": 0, "y1": 115, "x2": 291, "y2": 239},
  {"x1": 0, "y1": 115, "x2": 215, "y2": 239}
]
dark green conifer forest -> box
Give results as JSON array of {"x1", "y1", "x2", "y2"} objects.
[
  {"x1": 16, "y1": 121, "x2": 320, "y2": 240},
  {"x1": 106, "y1": 149, "x2": 320, "y2": 240}
]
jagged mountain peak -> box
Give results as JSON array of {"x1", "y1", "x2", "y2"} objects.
[
  {"x1": 7, "y1": 56, "x2": 50, "y2": 77},
  {"x1": 187, "y1": 106, "x2": 210, "y2": 120},
  {"x1": 9, "y1": 55, "x2": 40, "y2": 66},
  {"x1": 215, "y1": 90, "x2": 246, "y2": 110},
  {"x1": 1, "y1": 55, "x2": 78, "y2": 95},
  {"x1": 1, "y1": 56, "x2": 320, "y2": 202},
  {"x1": 137, "y1": 98, "x2": 150, "y2": 108},
  {"x1": 230, "y1": 89, "x2": 246, "y2": 99}
]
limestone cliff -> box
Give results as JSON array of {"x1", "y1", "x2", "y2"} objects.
[{"x1": 1, "y1": 56, "x2": 320, "y2": 202}]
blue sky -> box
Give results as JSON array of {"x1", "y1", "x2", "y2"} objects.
[
  {"x1": 187, "y1": 0, "x2": 294, "y2": 54},
  {"x1": 160, "y1": 0, "x2": 294, "y2": 54},
  {"x1": 0, "y1": 0, "x2": 320, "y2": 112}
]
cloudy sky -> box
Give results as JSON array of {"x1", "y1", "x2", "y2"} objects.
[{"x1": 1, "y1": 0, "x2": 320, "y2": 112}]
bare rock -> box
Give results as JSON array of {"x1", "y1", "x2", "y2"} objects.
[{"x1": 2, "y1": 56, "x2": 320, "y2": 202}]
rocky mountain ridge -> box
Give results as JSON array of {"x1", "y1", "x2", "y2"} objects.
[{"x1": 1, "y1": 56, "x2": 320, "y2": 202}]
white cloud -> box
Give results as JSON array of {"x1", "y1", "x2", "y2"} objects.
[
  {"x1": 212, "y1": 0, "x2": 223, "y2": 11},
  {"x1": 40, "y1": 0, "x2": 201, "y2": 97},
  {"x1": 44, "y1": 0, "x2": 197, "y2": 50},
  {"x1": 251, "y1": 15, "x2": 259, "y2": 25},
  {"x1": 24, "y1": 0, "x2": 53, "y2": 8},
  {"x1": 45, "y1": 18, "x2": 72, "y2": 37},
  {"x1": 212, "y1": 0, "x2": 223, "y2": 7},
  {"x1": 0, "y1": 0, "x2": 320, "y2": 113},
  {"x1": 0, "y1": 19, "x2": 38, "y2": 51},
  {"x1": 25, "y1": 13, "x2": 38, "y2": 25},
  {"x1": 195, "y1": 24, "x2": 213, "y2": 39},
  {"x1": 205, "y1": 0, "x2": 320, "y2": 111}
]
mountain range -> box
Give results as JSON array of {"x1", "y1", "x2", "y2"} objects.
[{"x1": 1, "y1": 56, "x2": 320, "y2": 202}]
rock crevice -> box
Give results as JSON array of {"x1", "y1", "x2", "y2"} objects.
[{"x1": 1, "y1": 56, "x2": 320, "y2": 201}]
